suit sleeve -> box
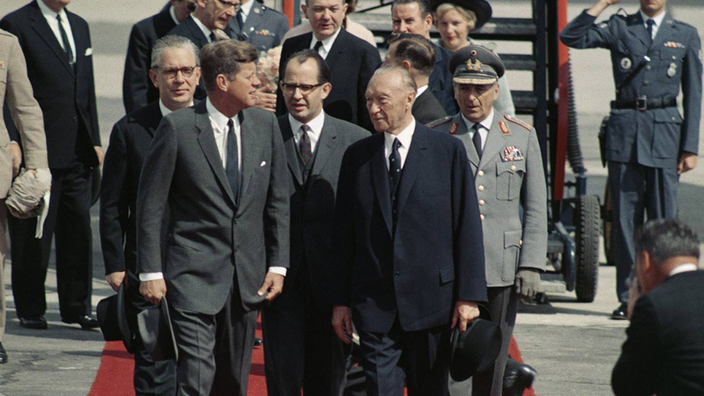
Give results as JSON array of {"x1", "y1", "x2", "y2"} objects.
[
  {"x1": 357, "y1": 44, "x2": 381, "y2": 132},
  {"x1": 5, "y1": 33, "x2": 47, "y2": 169},
  {"x1": 560, "y1": 10, "x2": 616, "y2": 49},
  {"x1": 679, "y1": 26, "x2": 702, "y2": 155},
  {"x1": 136, "y1": 116, "x2": 178, "y2": 274},
  {"x1": 611, "y1": 295, "x2": 660, "y2": 396},
  {"x1": 264, "y1": 113, "x2": 290, "y2": 269},
  {"x1": 452, "y1": 140, "x2": 487, "y2": 303},
  {"x1": 518, "y1": 129, "x2": 547, "y2": 270},
  {"x1": 99, "y1": 122, "x2": 130, "y2": 275},
  {"x1": 122, "y1": 24, "x2": 151, "y2": 114},
  {"x1": 1, "y1": 19, "x2": 27, "y2": 150}
]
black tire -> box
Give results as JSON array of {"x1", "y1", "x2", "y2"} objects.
[{"x1": 575, "y1": 195, "x2": 600, "y2": 302}]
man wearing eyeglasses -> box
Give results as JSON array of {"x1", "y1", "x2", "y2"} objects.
[
  {"x1": 101, "y1": 35, "x2": 201, "y2": 396},
  {"x1": 262, "y1": 49, "x2": 368, "y2": 396},
  {"x1": 277, "y1": 0, "x2": 381, "y2": 132},
  {"x1": 168, "y1": 0, "x2": 238, "y2": 100}
]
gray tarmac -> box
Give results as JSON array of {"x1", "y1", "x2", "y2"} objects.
[{"x1": 1, "y1": 0, "x2": 704, "y2": 395}]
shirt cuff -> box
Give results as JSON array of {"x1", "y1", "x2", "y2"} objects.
[
  {"x1": 139, "y1": 272, "x2": 164, "y2": 281},
  {"x1": 268, "y1": 266, "x2": 287, "y2": 276}
]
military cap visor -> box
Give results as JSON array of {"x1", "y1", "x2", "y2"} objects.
[{"x1": 450, "y1": 44, "x2": 505, "y2": 85}]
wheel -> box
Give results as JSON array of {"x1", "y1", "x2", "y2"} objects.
[
  {"x1": 575, "y1": 195, "x2": 600, "y2": 302},
  {"x1": 603, "y1": 178, "x2": 615, "y2": 265}
]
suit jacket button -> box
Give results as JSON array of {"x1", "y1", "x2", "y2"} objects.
[
  {"x1": 478, "y1": 185, "x2": 485, "y2": 192},
  {"x1": 479, "y1": 199, "x2": 485, "y2": 206},
  {"x1": 395, "y1": 271, "x2": 400, "y2": 277},
  {"x1": 480, "y1": 214, "x2": 485, "y2": 221},
  {"x1": 72, "y1": 116, "x2": 78, "y2": 123},
  {"x1": 519, "y1": 239, "x2": 523, "y2": 246},
  {"x1": 510, "y1": 165, "x2": 517, "y2": 171},
  {"x1": 477, "y1": 170, "x2": 484, "y2": 177}
]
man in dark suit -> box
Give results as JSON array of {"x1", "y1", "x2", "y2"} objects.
[
  {"x1": 122, "y1": 0, "x2": 196, "y2": 113},
  {"x1": 1, "y1": 0, "x2": 102, "y2": 330},
  {"x1": 330, "y1": 65, "x2": 487, "y2": 396},
  {"x1": 168, "y1": 0, "x2": 237, "y2": 100},
  {"x1": 137, "y1": 40, "x2": 289, "y2": 396},
  {"x1": 228, "y1": 0, "x2": 289, "y2": 52},
  {"x1": 262, "y1": 49, "x2": 369, "y2": 396},
  {"x1": 560, "y1": 0, "x2": 702, "y2": 320},
  {"x1": 391, "y1": 0, "x2": 456, "y2": 115},
  {"x1": 385, "y1": 32, "x2": 447, "y2": 125},
  {"x1": 101, "y1": 35, "x2": 201, "y2": 395},
  {"x1": 276, "y1": 0, "x2": 381, "y2": 132},
  {"x1": 612, "y1": 219, "x2": 704, "y2": 396}
]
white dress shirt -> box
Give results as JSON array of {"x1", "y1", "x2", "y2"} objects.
[
  {"x1": 460, "y1": 109, "x2": 494, "y2": 151},
  {"x1": 289, "y1": 111, "x2": 325, "y2": 155},
  {"x1": 310, "y1": 27, "x2": 342, "y2": 60},
  {"x1": 169, "y1": 4, "x2": 180, "y2": 25},
  {"x1": 416, "y1": 85, "x2": 429, "y2": 98},
  {"x1": 668, "y1": 263, "x2": 698, "y2": 277},
  {"x1": 239, "y1": 0, "x2": 255, "y2": 24},
  {"x1": 37, "y1": 0, "x2": 76, "y2": 62},
  {"x1": 140, "y1": 99, "x2": 286, "y2": 281},
  {"x1": 384, "y1": 118, "x2": 416, "y2": 170},
  {"x1": 639, "y1": 10, "x2": 666, "y2": 40}
]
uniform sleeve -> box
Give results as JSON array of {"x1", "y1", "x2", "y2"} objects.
[
  {"x1": 136, "y1": 116, "x2": 178, "y2": 274},
  {"x1": 611, "y1": 295, "x2": 661, "y2": 396},
  {"x1": 122, "y1": 24, "x2": 151, "y2": 114},
  {"x1": 99, "y1": 122, "x2": 130, "y2": 275},
  {"x1": 560, "y1": 10, "x2": 617, "y2": 50},
  {"x1": 4, "y1": 34, "x2": 48, "y2": 169},
  {"x1": 264, "y1": 113, "x2": 290, "y2": 269},
  {"x1": 518, "y1": 129, "x2": 548, "y2": 270},
  {"x1": 679, "y1": 26, "x2": 702, "y2": 155}
]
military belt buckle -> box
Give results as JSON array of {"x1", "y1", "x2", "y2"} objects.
[{"x1": 636, "y1": 96, "x2": 647, "y2": 111}]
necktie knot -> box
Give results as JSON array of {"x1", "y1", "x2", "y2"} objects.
[
  {"x1": 646, "y1": 19, "x2": 655, "y2": 42},
  {"x1": 313, "y1": 40, "x2": 323, "y2": 53}
]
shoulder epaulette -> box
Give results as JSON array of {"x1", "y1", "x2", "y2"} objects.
[
  {"x1": 504, "y1": 115, "x2": 532, "y2": 130},
  {"x1": 426, "y1": 115, "x2": 453, "y2": 128}
]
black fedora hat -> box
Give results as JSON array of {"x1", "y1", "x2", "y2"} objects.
[
  {"x1": 449, "y1": 305, "x2": 502, "y2": 381},
  {"x1": 431, "y1": 0, "x2": 493, "y2": 30},
  {"x1": 137, "y1": 297, "x2": 178, "y2": 362},
  {"x1": 96, "y1": 283, "x2": 134, "y2": 353}
]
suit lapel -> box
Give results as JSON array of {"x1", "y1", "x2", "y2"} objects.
[
  {"x1": 239, "y1": 109, "x2": 264, "y2": 205},
  {"x1": 145, "y1": 103, "x2": 163, "y2": 137},
  {"x1": 395, "y1": 125, "x2": 426, "y2": 217},
  {"x1": 652, "y1": 14, "x2": 675, "y2": 49},
  {"x1": 67, "y1": 10, "x2": 85, "y2": 77},
  {"x1": 29, "y1": 3, "x2": 74, "y2": 76},
  {"x1": 370, "y1": 136, "x2": 393, "y2": 236},
  {"x1": 454, "y1": 115, "x2": 479, "y2": 167},
  {"x1": 479, "y1": 113, "x2": 507, "y2": 170},
  {"x1": 280, "y1": 116, "x2": 304, "y2": 186},
  {"x1": 195, "y1": 103, "x2": 237, "y2": 206},
  {"x1": 309, "y1": 114, "x2": 337, "y2": 180},
  {"x1": 628, "y1": 13, "x2": 651, "y2": 48},
  {"x1": 325, "y1": 29, "x2": 347, "y2": 71},
  {"x1": 186, "y1": 17, "x2": 210, "y2": 48}
]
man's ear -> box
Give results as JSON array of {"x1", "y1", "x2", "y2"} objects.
[{"x1": 149, "y1": 70, "x2": 159, "y2": 88}]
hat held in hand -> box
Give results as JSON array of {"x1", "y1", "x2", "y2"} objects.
[{"x1": 449, "y1": 304, "x2": 503, "y2": 381}]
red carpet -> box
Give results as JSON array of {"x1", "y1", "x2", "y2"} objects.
[{"x1": 89, "y1": 320, "x2": 534, "y2": 396}]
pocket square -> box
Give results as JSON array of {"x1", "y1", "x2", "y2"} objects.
[
  {"x1": 260, "y1": 161, "x2": 267, "y2": 167},
  {"x1": 85, "y1": 48, "x2": 93, "y2": 56}
]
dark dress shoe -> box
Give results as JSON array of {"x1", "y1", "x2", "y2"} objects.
[
  {"x1": 64, "y1": 315, "x2": 100, "y2": 329},
  {"x1": 611, "y1": 303, "x2": 628, "y2": 320},
  {"x1": 503, "y1": 358, "x2": 536, "y2": 396},
  {"x1": 0, "y1": 342, "x2": 7, "y2": 364},
  {"x1": 19, "y1": 316, "x2": 48, "y2": 329},
  {"x1": 254, "y1": 337, "x2": 263, "y2": 346}
]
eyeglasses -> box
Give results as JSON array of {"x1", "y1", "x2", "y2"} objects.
[
  {"x1": 280, "y1": 82, "x2": 324, "y2": 94},
  {"x1": 216, "y1": 0, "x2": 242, "y2": 10},
  {"x1": 156, "y1": 66, "x2": 198, "y2": 79}
]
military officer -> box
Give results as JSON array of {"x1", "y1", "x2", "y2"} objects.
[
  {"x1": 560, "y1": 0, "x2": 702, "y2": 320},
  {"x1": 228, "y1": 0, "x2": 289, "y2": 52},
  {"x1": 431, "y1": 45, "x2": 547, "y2": 396}
]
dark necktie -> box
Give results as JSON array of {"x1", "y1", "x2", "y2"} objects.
[
  {"x1": 313, "y1": 40, "x2": 323, "y2": 55},
  {"x1": 57, "y1": 14, "x2": 74, "y2": 64},
  {"x1": 389, "y1": 138, "x2": 402, "y2": 194},
  {"x1": 226, "y1": 119, "x2": 240, "y2": 199},
  {"x1": 209, "y1": 32, "x2": 217, "y2": 43},
  {"x1": 472, "y1": 124, "x2": 483, "y2": 159},
  {"x1": 299, "y1": 125, "x2": 313, "y2": 165},
  {"x1": 646, "y1": 19, "x2": 655, "y2": 44},
  {"x1": 236, "y1": 10, "x2": 244, "y2": 31}
]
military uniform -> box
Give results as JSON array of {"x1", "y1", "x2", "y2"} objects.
[
  {"x1": 433, "y1": 44, "x2": 547, "y2": 396},
  {"x1": 560, "y1": 10, "x2": 702, "y2": 306},
  {"x1": 229, "y1": 1, "x2": 289, "y2": 52}
]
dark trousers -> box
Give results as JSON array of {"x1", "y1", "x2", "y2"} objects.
[
  {"x1": 262, "y1": 269, "x2": 347, "y2": 396},
  {"x1": 357, "y1": 319, "x2": 451, "y2": 396},
  {"x1": 608, "y1": 161, "x2": 677, "y2": 303},
  {"x1": 124, "y1": 271, "x2": 177, "y2": 395},
  {"x1": 10, "y1": 161, "x2": 93, "y2": 320},
  {"x1": 170, "y1": 283, "x2": 257, "y2": 396}
]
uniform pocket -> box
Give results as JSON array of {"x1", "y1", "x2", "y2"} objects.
[
  {"x1": 502, "y1": 230, "x2": 523, "y2": 282},
  {"x1": 652, "y1": 111, "x2": 682, "y2": 159},
  {"x1": 439, "y1": 265, "x2": 455, "y2": 285},
  {"x1": 496, "y1": 161, "x2": 525, "y2": 201}
]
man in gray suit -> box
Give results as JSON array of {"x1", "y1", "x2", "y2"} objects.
[
  {"x1": 262, "y1": 49, "x2": 368, "y2": 396},
  {"x1": 136, "y1": 39, "x2": 290, "y2": 396},
  {"x1": 432, "y1": 45, "x2": 547, "y2": 396}
]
